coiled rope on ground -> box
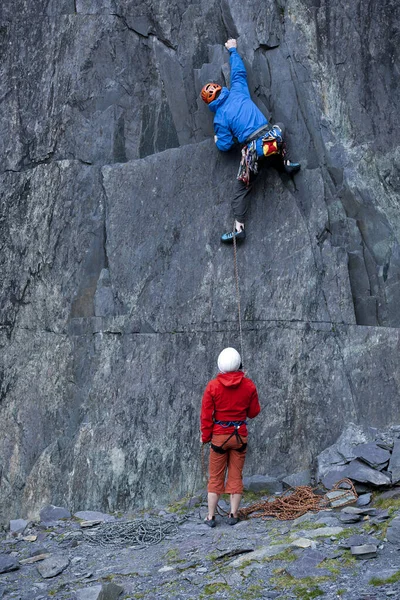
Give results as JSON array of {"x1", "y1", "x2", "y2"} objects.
[
  {"x1": 82, "y1": 517, "x2": 180, "y2": 549},
  {"x1": 237, "y1": 479, "x2": 358, "y2": 521}
]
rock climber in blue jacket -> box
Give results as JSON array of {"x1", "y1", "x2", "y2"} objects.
[{"x1": 201, "y1": 38, "x2": 300, "y2": 243}]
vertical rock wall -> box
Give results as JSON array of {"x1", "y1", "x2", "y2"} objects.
[{"x1": 1, "y1": 0, "x2": 400, "y2": 524}]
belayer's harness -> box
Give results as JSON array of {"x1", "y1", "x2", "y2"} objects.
[{"x1": 211, "y1": 420, "x2": 247, "y2": 454}]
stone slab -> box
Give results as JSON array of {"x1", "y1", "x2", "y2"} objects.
[
  {"x1": 386, "y1": 517, "x2": 400, "y2": 545},
  {"x1": 76, "y1": 587, "x2": 103, "y2": 600},
  {"x1": 339, "y1": 535, "x2": 380, "y2": 549},
  {"x1": 74, "y1": 511, "x2": 116, "y2": 522},
  {"x1": 300, "y1": 527, "x2": 344, "y2": 539},
  {"x1": 9, "y1": 519, "x2": 30, "y2": 535},
  {"x1": 98, "y1": 583, "x2": 124, "y2": 600},
  {"x1": 0, "y1": 555, "x2": 19, "y2": 574},
  {"x1": 350, "y1": 544, "x2": 377, "y2": 559},
  {"x1": 229, "y1": 544, "x2": 288, "y2": 567},
  {"x1": 39, "y1": 505, "x2": 71, "y2": 523},
  {"x1": 356, "y1": 493, "x2": 372, "y2": 506},
  {"x1": 281, "y1": 470, "x2": 311, "y2": 489},
  {"x1": 388, "y1": 439, "x2": 400, "y2": 484},
  {"x1": 37, "y1": 555, "x2": 70, "y2": 578},
  {"x1": 353, "y1": 442, "x2": 391, "y2": 469}
]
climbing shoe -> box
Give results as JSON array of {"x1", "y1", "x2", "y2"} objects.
[
  {"x1": 221, "y1": 228, "x2": 246, "y2": 244},
  {"x1": 284, "y1": 160, "x2": 301, "y2": 175},
  {"x1": 204, "y1": 516, "x2": 216, "y2": 528},
  {"x1": 227, "y1": 513, "x2": 239, "y2": 526}
]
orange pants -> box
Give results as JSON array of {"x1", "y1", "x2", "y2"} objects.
[{"x1": 207, "y1": 434, "x2": 248, "y2": 495}]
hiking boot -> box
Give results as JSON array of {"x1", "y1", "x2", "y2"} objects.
[
  {"x1": 227, "y1": 513, "x2": 239, "y2": 526},
  {"x1": 221, "y1": 228, "x2": 246, "y2": 244},
  {"x1": 284, "y1": 160, "x2": 301, "y2": 174},
  {"x1": 204, "y1": 516, "x2": 216, "y2": 528}
]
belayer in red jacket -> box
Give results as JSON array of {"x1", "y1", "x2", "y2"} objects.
[{"x1": 200, "y1": 347, "x2": 260, "y2": 527}]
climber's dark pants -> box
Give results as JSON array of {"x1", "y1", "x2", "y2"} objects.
[{"x1": 231, "y1": 122, "x2": 286, "y2": 224}]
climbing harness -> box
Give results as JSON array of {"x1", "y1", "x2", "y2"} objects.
[
  {"x1": 238, "y1": 479, "x2": 358, "y2": 521},
  {"x1": 210, "y1": 421, "x2": 248, "y2": 454},
  {"x1": 237, "y1": 125, "x2": 284, "y2": 186}
]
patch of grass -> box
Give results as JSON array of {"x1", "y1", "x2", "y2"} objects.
[
  {"x1": 322, "y1": 558, "x2": 341, "y2": 575},
  {"x1": 242, "y1": 490, "x2": 270, "y2": 503},
  {"x1": 329, "y1": 527, "x2": 359, "y2": 540},
  {"x1": 167, "y1": 496, "x2": 190, "y2": 515},
  {"x1": 373, "y1": 497, "x2": 400, "y2": 511},
  {"x1": 290, "y1": 521, "x2": 326, "y2": 532},
  {"x1": 270, "y1": 571, "x2": 329, "y2": 599},
  {"x1": 337, "y1": 550, "x2": 357, "y2": 569},
  {"x1": 263, "y1": 548, "x2": 297, "y2": 562},
  {"x1": 369, "y1": 570, "x2": 400, "y2": 586},
  {"x1": 363, "y1": 519, "x2": 391, "y2": 539},
  {"x1": 241, "y1": 584, "x2": 265, "y2": 599},
  {"x1": 238, "y1": 558, "x2": 255, "y2": 569},
  {"x1": 102, "y1": 574, "x2": 115, "y2": 582},
  {"x1": 164, "y1": 548, "x2": 182, "y2": 563},
  {"x1": 336, "y1": 590, "x2": 347, "y2": 596},
  {"x1": 200, "y1": 582, "x2": 231, "y2": 597}
]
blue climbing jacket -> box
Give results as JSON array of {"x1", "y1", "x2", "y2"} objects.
[{"x1": 208, "y1": 48, "x2": 269, "y2": 152}]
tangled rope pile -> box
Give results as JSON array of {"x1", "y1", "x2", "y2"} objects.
[
  {"x1": 238, "y1": 479, "x2": 358, "y2": 521},
  {"x1": 83, "y1": 517, "x2": 180, "y2": 549}
]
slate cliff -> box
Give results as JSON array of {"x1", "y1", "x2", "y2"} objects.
[{"x1": 1, "y1": 0, "x2": 400, "y2": 525}]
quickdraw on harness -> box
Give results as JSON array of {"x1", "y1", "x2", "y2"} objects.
[
  {"x1": 236, "y1": 125, "x2": 285, "y2": 187},
  {"x1": 210, "y1": 420, "x2": 247, "y2": 454},
  {"x1": 237, "y1": 141, "x2": 258, "y2": 187}
]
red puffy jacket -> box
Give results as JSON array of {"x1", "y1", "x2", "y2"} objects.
[{"x1": 200, "y1": 371, "x2": 260, "y2": 443}]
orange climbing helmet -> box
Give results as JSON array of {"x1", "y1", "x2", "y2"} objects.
[{"x1": 201, "y1": 82, "x2": 222, "y2": 104}]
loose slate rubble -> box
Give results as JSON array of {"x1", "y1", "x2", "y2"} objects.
[{"x1": 317, "y1": 424, "x2": 400, "y2": 493}]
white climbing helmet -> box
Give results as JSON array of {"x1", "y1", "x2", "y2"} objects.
[{"x1": 217, "y1": 347, "x2": 241, "y2": 373}]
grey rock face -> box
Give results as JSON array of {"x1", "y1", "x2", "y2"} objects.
[{"x1": 1, "y1": 0, "x2": 400, "y2": 524}]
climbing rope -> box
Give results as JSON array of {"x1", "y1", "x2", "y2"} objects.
[
  {"x1": 237, "y1": 479, "x2": 358, "y2": 521},
  {"x1": 82, "y1": 517, "x2": 180, "y2": 549},
  {"x1": 232, "y1": 223, "x2": 244, "y2": 366}
]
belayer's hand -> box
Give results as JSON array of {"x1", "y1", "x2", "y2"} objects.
[{"x1": 225, "y1": 38, "x2": 237, "y2": 50}]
